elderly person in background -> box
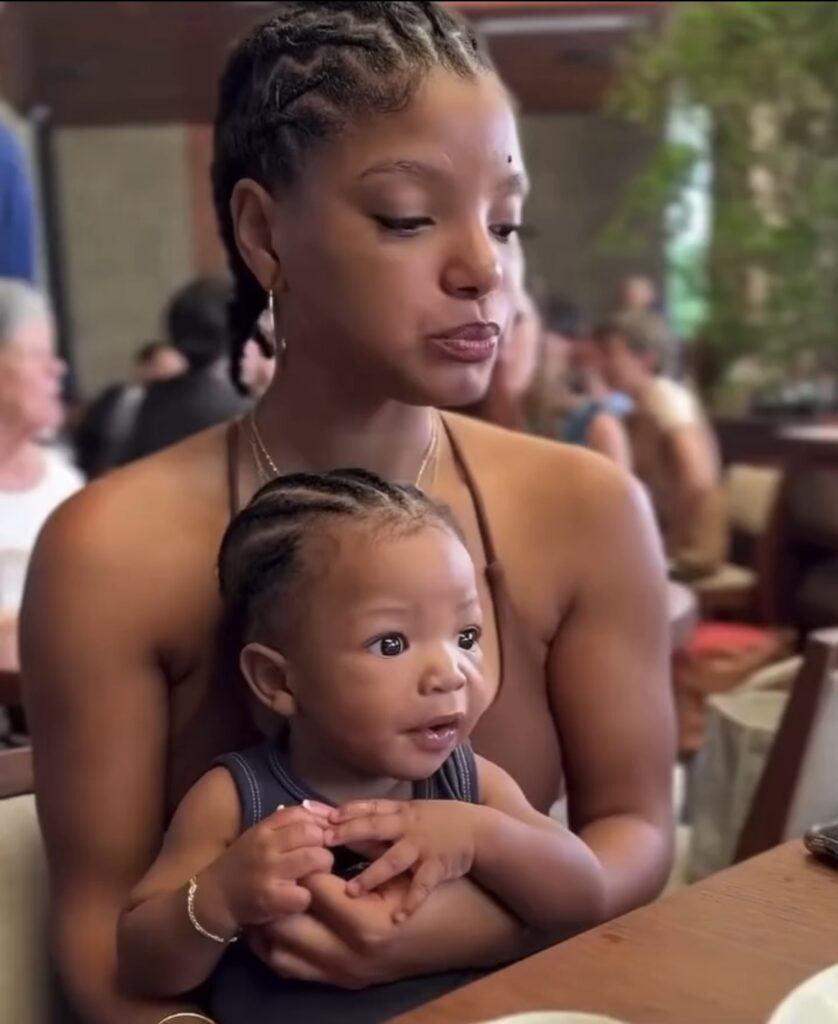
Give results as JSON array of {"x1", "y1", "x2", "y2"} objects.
[
  {"x1": 594, "y1": 310, "x2": 726, "y2": 578},
  {"x1": 0, "y1": 279, "x2": 82, "y2": 670}
]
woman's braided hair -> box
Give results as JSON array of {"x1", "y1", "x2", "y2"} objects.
[
  {"x1": 212, "y1": 1, "x2": 492, "y2": 391},
  {"x1": 217, "y1": 467, "x2": 460, "y2": 647}
]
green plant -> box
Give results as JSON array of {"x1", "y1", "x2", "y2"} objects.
[{"x1": 608, "y1": 1, "x2": 838, "y2": 396}]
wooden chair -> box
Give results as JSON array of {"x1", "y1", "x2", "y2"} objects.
[
  {"x1": 761, "y1": 428, "x2": 838, "y2": 628},
  {"x1": 692, "y1": 463, "x2": 782, "y2": 620},
  {"x1": 735, "y1": 627, "x2": 838, "y2": 861},
  {"x1": 0, "y1": 745, "x2": 33, "y2": 800},
  {"x1": 0, "y1": 669, "x2": 22, "y2": 709}
]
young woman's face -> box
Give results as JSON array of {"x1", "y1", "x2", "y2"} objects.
[{"x1": 269, "y1": 68, "x2": 527, "y2": 408}]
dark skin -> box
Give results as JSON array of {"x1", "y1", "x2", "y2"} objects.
[{"x1": 22, "y1": 69, "x2": 674, "y2": 1024}]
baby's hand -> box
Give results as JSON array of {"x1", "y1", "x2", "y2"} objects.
[
  {"x1": 325, "y1": 800, "x2": 481, "y2": 921},
  {"x1": 199, "y1": 803, "x2": 334, "y2": 937}
]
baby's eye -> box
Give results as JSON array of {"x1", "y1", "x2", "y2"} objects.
[
  {"x1": 370, "y1": 633, "x2": 410, "y2": 657},
  {"x1": 457, "y1": 626, "x2": 482, "y2": 651}
]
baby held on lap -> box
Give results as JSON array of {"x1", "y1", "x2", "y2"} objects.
[{"x1": 117, "y1": 469, "x2": 605, "y2": 1022}]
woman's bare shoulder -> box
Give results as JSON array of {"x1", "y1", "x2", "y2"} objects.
[
  {"x1": 36, "y1": 425, "x2": 230, "y2": 576},
  {"x1": 443, "y1": 411, "x2": 637, "y2": 512}
]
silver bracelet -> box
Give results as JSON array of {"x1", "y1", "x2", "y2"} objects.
[{"x1": 186, "y1": 876, "x2": 238, "y2": 945}]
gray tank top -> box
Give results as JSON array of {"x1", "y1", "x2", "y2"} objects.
[{"x1": 206, "y1": 732, "x2": 484, "y2": 1023}]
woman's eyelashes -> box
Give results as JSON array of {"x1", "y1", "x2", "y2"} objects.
[
  {"x1": 374, "y1": 215, "x2": 434, "y2": 235},
  {"x1": 373, "y1": 215, "x2": 522, "y2": 243}
]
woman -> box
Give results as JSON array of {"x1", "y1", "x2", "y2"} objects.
[
  {"x1": 0, "y1": 280, "x2": 81, "y2": 671},
  {"x1": 22, "y1": 5, "x2": 674, "y2": 1023}
]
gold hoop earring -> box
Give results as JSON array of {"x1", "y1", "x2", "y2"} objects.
[{"x1": 267, "y1": 290, "x2": 287, "y2": 359}]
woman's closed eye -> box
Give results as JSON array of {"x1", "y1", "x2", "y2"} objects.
[
  {"x1": 369, "y1": 632, "x2": 410, "y2": 657},
  {"x1": 457, "y1": 626, "x2": 482, "y2": 651},
  {"x1": 374, "y1": 215, "x2": 434, "y2": 236}
]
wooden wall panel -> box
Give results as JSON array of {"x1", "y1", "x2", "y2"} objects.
[
  {"x1": 0, "y1": 2, "x2": 32, "y2": 107},
  {"x1": 9, "y1": 1, "x2": 668, "y2": 124}
]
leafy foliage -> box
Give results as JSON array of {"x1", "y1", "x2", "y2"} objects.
[{"x1": 609, "y1": 1, "x2": 838, "y2": 391}]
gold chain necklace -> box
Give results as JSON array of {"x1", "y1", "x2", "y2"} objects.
[{"x1": 248, "y1": 411, "x2": 439, "y2": 489}]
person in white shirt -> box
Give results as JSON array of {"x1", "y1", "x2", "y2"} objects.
[
  {"x1": 0, "y1": 279, "x2": 83, "y2": 668},
  {"x1": 594, "y1": 310, "x2": 726, "y2": 577}
]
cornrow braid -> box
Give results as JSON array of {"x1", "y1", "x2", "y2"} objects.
[
  {"x1": 212, "y1": 1, "x2": 492, "y2": 393},
  {"x1": 217, "y1": 467, "x2": 460, "y2": 648}
]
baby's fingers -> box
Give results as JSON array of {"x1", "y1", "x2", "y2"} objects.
[
  {"x1": 345, "y1": 839, "x2": 420, "y2": 896},
  {"x1": 394, "y1": 860, "x2": 446, "y2": 922}
]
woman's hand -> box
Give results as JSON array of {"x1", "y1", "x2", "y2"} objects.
[
  {"x1": 247, "y1": 872, "x2": 408, "y2": 988},
  {"x1": 326, "y1": 799, "x2": 483, "y2": 919}
]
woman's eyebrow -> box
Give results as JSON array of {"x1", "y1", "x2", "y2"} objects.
[{"x1": 360, "y1": 159, "x2": 529, "y2": 197}]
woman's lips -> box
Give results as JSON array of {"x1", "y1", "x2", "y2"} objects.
[{"x1": 428, "y1": 322, "x2": 500, "y2": 363}]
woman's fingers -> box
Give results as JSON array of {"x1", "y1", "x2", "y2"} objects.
[
  {"x1": 329, "y1": 799, "x2": 405, "y2": 823},
  {"x1": 346, "y1": 840, "x2": 420, "y2": 896},
  {"x1": 326, "y1": 812, "x2": 404, "y2": 847},
  {"x1": 259, "y1": 880, "x2": 311, "y2": 921}
]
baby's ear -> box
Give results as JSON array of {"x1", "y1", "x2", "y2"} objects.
[{"x1": 240, "y1": 643, "x2": 297, "y2": 717}]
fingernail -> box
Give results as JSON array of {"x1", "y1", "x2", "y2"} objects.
[
  {"x1": 303, "y1": 799, "x2": 330, "y2": 815},
  {"x1": 276, "y1": 804, "x2": 286, "y2": 811}
]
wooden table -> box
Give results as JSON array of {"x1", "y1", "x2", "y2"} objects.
[{"x1": 394, "y1": 842, "x2": 838, "y2": 1024}]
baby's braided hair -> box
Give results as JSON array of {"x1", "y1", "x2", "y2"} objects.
[
  {"x1": 217, "y1": 467, "x2": 460, "y2": 647},
  {"x1": 212, "y1": 1, "x2": 492, "y2": 391}
]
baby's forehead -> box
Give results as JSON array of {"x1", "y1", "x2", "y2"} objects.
[{"x1": 302, "y1": 519, "x2": 474, "y2": 600}]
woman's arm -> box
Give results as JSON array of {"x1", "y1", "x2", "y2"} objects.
[
  {"x1": 586, "y1": 412, "x2": 633, "y2": 472},
  {"x1": 550, "y1": 465, "x2": 675, "y2": 915},
  {"x1": 21, "y1": 493, "x2": 196, "y2": 1024},
  {"x1": 252, "y1": 871, "x2": 532, "y2": 987}
]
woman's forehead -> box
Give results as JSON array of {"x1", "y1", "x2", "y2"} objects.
[{"x1": 309, "y1": 68, "x2": 526, "y2": 192}]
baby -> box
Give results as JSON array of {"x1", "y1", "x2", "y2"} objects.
[{"x1": 118, "y1": 469, "x2": 604, "y2": 1023}]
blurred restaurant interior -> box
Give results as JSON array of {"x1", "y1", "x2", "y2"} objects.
[{"x1": 1, "y1": 2, "x2": 838, "y2": 1023}]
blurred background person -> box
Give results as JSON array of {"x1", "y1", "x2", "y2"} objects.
[
  {"x1": 530, "y1": 296, "x2": 632, "y2": 470},
  {"x1": 0, "y1": 279, "x2": 82, "y2": 674},
  {"x1": 595, "y1": 310, "x2": 726, "y2": 578},
  {"x1": 134, "y1": 340, "x2": 187, "y2": 385},
  {"x1": 621, "y1": 273, "x2": 659, "y2": 317},
  {"x1": 121, "y1": 276, "x2": 246, "y2": 462},
  {"x1": 74, "y1": 340, "x2": 188, "y2": 479}
]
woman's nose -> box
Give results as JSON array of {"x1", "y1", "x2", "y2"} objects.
[{"x1": 441, "y1": 229, "x2": 503, "y2": 300}]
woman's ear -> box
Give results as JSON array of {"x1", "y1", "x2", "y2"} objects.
[
  {"x1": 240, "y1": 642, "x2": 297, "y2": 717},
  {"x1": 230, "y1": 179, "x2": 285, "y2": 293}
]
